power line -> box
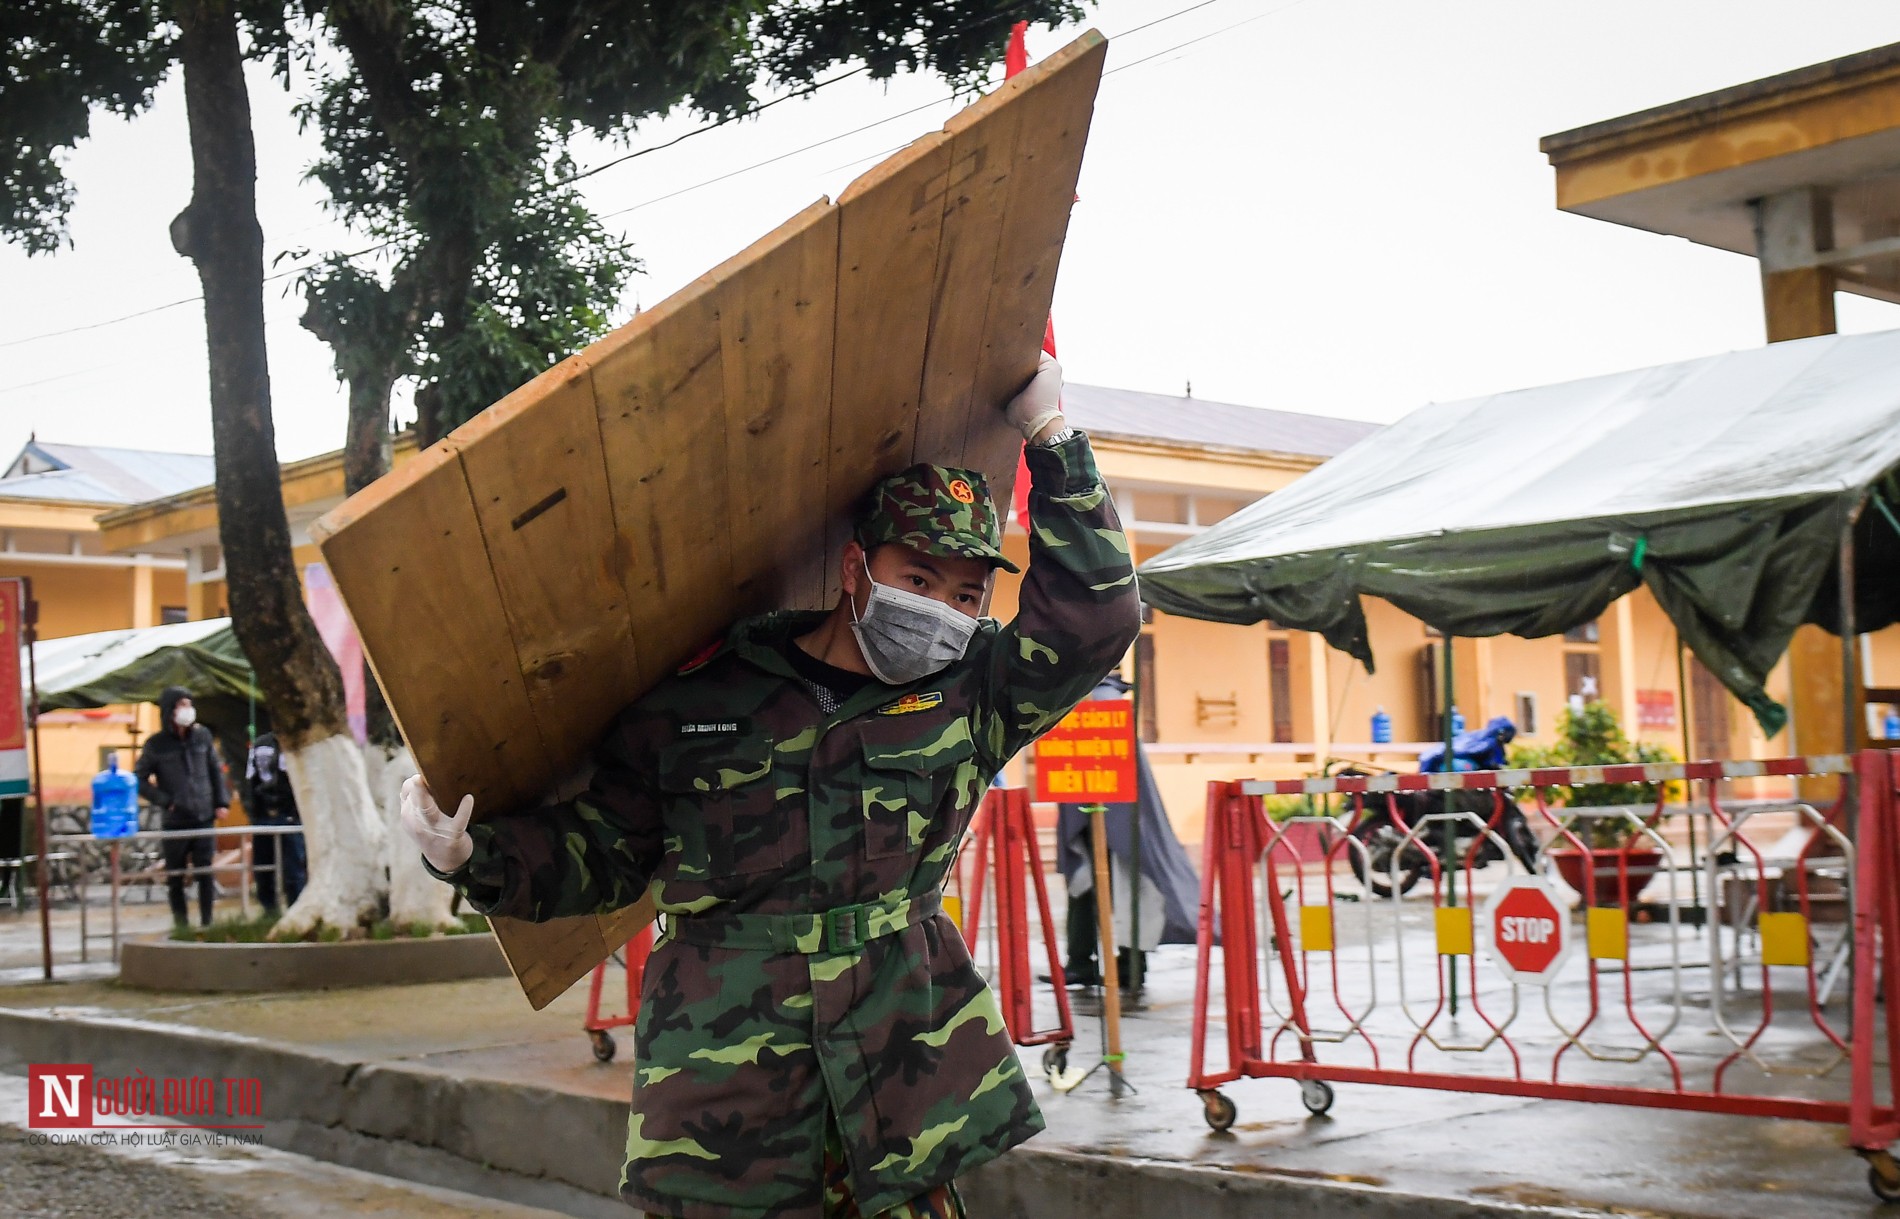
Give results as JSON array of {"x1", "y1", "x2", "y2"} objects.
[
  {"x1": 0, "y1": 0, "x2": 1260, "y2": 353},
  {"x1": 820, "y1": 0, "x2": 1311, "y2": 178}
]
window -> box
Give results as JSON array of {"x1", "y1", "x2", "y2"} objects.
[
  {"x1": 1513, "y1": 692, "x2": 1539, "y2": 736},
  {"x1": 1689, "y1": 658, "x2": 1732, "y2": 761},
  {"x1": 1564, "y1": 652, "x2": 1602, "y2": 706},
  {"x1": 1194, "y1": 496, "x2": 1251, "y2": 526},
  {"x1": 1268, "y1": 638, "x2": 1294, "y2": 744},
  {"x1": 160, "y1": 607, "x2": 189, "y2": 625},
  {"x1": 1129, "y1": 491, "x2": 1189, "y2": 524}
]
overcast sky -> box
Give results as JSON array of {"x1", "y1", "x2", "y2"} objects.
[{"x1": 7, "y1": 0, "x2": 1900, "y2": 467}]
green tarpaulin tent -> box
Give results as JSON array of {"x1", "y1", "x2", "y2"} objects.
[
  {"x1": 27, "y1": 618, "x2": 261, "y2": 745},
  {"x1": 1138, "y1": 330, "x2": 1900, "y2": 734}
]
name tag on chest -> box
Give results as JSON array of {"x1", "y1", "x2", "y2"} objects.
[{"x1": 677, "y1": 718, "x2": 753, "y2": 738}]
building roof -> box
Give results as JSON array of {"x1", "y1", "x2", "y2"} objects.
[
  {"x1": 1062, "y1": 383, "x2": 1381, "y2": 459},
  {"x1": 1539, "y1": 40, "x2": 1900, "y2": 307},
  {"x1": 1, "y1": 439, "x2": 217, "y2": 506},
  {"x1": 1541, "y1": 40, "x2": 1900, "y2": 158}
]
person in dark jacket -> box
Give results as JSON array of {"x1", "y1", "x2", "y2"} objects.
[
  {"x1": 136, "y1": 686, "x2": 229, "y2": 928},
  {"x1": 1056, "y1": 674, "x2": 1201, "y2": 989},
  {"x1": 245, "y1": 731, "x2": 305, "y2": 914}
]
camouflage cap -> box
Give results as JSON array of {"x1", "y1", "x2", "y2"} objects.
[{"x1": 854, "y1": 463, "x2": 1020, "y2": 574}]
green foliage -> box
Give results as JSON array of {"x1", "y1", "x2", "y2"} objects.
[
  {"x1": 171, "y1": 911, "x2": 279, "y2": 943},
  {"x1": 294, "y1": 0, "x2": 1086, "y2": 441},
  {"x1": 1508, "y1": 700, "x2": 1677, "y2": 847},
  {"x1": 1261, "y1": 794, "x2": 1322, "y2": 823},
  {"x1": 0, "y1": 1, "x2": 173, "y2": 253}
]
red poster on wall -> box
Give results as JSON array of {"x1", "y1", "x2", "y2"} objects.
[
  {"x1": 1033, "y1": 698, "x2": 1136, "y2": 803},
  {"x1": 0, "y1": 578, "x2": 27, "y2": 798},
  {"x1": 1637, "y1": 688, "x2": 1677, "y2": 731}
]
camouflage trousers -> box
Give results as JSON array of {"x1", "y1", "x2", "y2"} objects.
[{"x1": 822, "y1": 1113, "x2": 965, "y2": 1219}]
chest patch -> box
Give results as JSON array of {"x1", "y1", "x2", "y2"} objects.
[
  {"x1": 878, "y1": 691, "x2": 944, "y2": 716},
  {"x1": 675, "y1": 639, "x2": 725, "y2": 675},
  {"x1": 678, "y1": 718, "x2": 751, "y2": 737}
]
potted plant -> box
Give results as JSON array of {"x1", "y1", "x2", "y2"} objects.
[{"x1": 1509, "y1": 702, "x2": 1676, "y2": 908}]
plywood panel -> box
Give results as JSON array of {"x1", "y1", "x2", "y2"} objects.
[
  {"x1": 491, "y1": 894, "x2": 653, "y2": 1008},
  {"x1": 824, "y1": 133, "x2": 955, "y2": 603},
  {"x1": 311, "y1": 449, "x2": 554, "y2": 814},
  {"x1": 453, "y1": 355, "x2": 641, "y2": 775},
  {"x1": 963, "y1": 34, "x2": 1110, "y2": 486},
  {"x1": 911, "y1": 78, "x2": 1022, "y2": 467},
  {"x1": 713, "y1": 200, "x2": 840, "y2": 612},
  {"x1": 591, "y1": 276, "x2": 746, "y2": 683},
  {"x1": 315, "y1": 30, "x2": 1107, "y2": 1009}
]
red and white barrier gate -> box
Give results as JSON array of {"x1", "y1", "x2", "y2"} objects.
[
  {"x1": 961, "y1": 786, "x2": 1075, "y2": 1072},
  {"x1": 584, "y1": 922, "x2": 654, "y2": 1063},
  {"x1": 1189, "y1": 752, "x2": 1900, "y2": 1201}
]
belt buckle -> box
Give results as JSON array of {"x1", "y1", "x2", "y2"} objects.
[{"x1": 826, "y1": 904, "x2": 867, "y2": 953}]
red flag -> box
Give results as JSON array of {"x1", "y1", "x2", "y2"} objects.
[{"x1": 1006, "y1": 24, "x2": 1061, "y2": 532}]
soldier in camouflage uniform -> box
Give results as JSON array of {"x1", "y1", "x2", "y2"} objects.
[{"x1": 402, "y1": 354, "x2": 1140, "y2": 1218}]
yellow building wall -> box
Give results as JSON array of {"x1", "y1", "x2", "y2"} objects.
[
  {"x1": 4, "y1": 562, "x2": 133, "y2": 640},
  {"x1": 0, "y1": 559, "x2": 188, "y2": 805}
]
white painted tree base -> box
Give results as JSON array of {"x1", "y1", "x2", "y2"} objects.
[
  {"x1": 367, "y1": 743, "x2": 461, "y2": 931},
  {"x1": 272, "y1": 733, "x2": 389, "y2": 939}
]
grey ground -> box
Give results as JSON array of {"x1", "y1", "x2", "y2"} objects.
[{"x1": 1, "y1": 855, "x2": 1894, "y2": 1219}]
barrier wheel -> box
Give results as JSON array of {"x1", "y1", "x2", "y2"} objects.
[
  {"x1": 589, "y1": 1029, "x2": 617, "y2": 1063},
  {"x1": 1041, "y1": 1046, "x2": 1069, "y2": 1079},
  {"x1": 1200, "y1": 1090, "x2": 1237, "y2": 1133},
  {"x1": 1871, "y1": 1162, "x2": 1900, "y2": 1204},
  {"x1": 1299, "y1": 1080, "x2": 1335, "y2": 1116}
]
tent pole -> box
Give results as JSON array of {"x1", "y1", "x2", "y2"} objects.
[
  {"x1": 1841, "y1": 501, "x2": 1864, "y2": 841},
  {"x1": 1443, "y1": 633, "x2": 1458, "y2": 1018},
  {"x1": 1128, "y1": 657, "x2": 1143, "y2": 996},
  {"x1": 1674, "y1": 635, "x2": 1703, "y2": 925}
]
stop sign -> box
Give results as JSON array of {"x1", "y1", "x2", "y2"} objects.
[{"x1": 1483, "y1": 878, "x2": 1572, "y2": 984}]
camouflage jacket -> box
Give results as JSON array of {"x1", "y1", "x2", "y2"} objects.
[{"x1": 441, "y1": 433, "x2": 1139, "y2": 1219}]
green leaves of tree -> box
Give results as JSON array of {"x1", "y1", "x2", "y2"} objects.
[{"x1": 0, "y1": 1, "x2": 173, "y2": 253}]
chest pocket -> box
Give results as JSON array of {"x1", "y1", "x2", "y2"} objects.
[
  {"x1": 860, "y1": 731, "x2": 977, "y2": 861},
  {"x1": 655, "y1": 737, "x2": 783, "y2": 879}
]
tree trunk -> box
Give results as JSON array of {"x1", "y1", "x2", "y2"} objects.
[
  {"x1": 340, "y1": 360, "x2": 402, "y2": 750},
  {"x1": 342, "y1": 367, "x2": 396, "y2": 497},
  {"x1": 366, "y1": 742, "x2": 461, "y2": 931},
  {"x1": 170, "y1": 0, "x2": 384, "y2": 936}
]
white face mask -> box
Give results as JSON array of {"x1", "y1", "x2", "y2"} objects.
[
  {"x1": 173, "y1": 704, "x2": 197, "y2": 729},
  {"x1": 849, "y1": 556, "x2": 979, "y2": 685}
]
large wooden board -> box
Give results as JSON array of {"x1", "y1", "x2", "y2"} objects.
[{"x1": 311, "y1": 31, "x2": 1107, "y2": 1009}]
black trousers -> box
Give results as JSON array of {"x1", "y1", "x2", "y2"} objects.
[
  {"x1": 253, "y1": 819, "x2": 306, "y2": 911},
  {"x1": 162, "y1": 817, "x2": 215, "y2": 926},
  {"x1": 1064, "y1": 824, "x2": 1141, "y2": 988}
]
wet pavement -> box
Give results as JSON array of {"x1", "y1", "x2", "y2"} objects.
[
  {"x1": 0, "y1": 1071, "x2": 571, "y2": 1219},
  {"x1": 0, "y1": 861, "x2": 1894, "y2": 1218}
]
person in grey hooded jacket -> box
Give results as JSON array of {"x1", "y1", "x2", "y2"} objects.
[{"x1": 135, "y1": 686, "x2": 229, "y2": 928}]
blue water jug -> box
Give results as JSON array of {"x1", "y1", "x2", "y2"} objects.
[
  {"x1": 1371, "y1": 707, "x2": 1392, "y2": 744},
  {"x1": 1450, "y1": 705, "x2": 1466, "y2": 736},
  {"x1": 91, "y1": 754, "x2": 139, "y2": 839},
  {"x1": 1886, "y1": 710, "x2": 1900, "y2": 741}
]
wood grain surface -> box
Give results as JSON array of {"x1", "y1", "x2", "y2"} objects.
[{"x1": 311, "y1": 31, "x2": 1107, "y2": 1009}]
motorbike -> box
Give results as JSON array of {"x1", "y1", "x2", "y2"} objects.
[{"x1": 1345, "y1": 716, "x2": 1541, "y2": 899}]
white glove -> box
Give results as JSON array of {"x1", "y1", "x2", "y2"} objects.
[
  {"x1": 1005, "y1": 352, "x2": 1065, "y2": 442},
  {"x1": 400, "y1": 775, "x2": 474, "y2": 873}
]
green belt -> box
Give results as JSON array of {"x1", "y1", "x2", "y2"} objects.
[{"x1": 670, "y1": 890, "x2": 943, "y2": 955}]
